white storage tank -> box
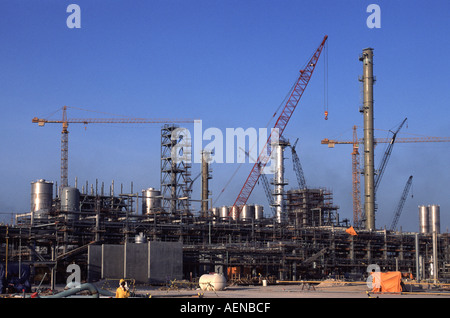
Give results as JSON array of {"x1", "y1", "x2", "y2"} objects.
[{"x1": 199, "y1": 273, "x2": 227, "y2": 291}]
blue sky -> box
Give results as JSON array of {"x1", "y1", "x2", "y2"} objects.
[{"x1": 0, "y1": 0, "x2": 449, "y2": 232}]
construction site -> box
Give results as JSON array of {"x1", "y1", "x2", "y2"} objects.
[{"x1": 1, "y1": 35, "x2": 450, "y2": 298}]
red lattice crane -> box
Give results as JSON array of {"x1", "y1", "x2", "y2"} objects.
[
  {"x1": 231, "y1": 35, "x2": 328, "y2": 217},
  {"x1": 32, "y1": 105, "x2": 195, "y2": 189}
]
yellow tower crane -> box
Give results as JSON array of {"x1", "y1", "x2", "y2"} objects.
[
  {"x1": 32, "y1": 105, "x2": 195, "y2": 189},
  {"x1": 321, "y1": 126, "x2": 450, "y2": 227}
]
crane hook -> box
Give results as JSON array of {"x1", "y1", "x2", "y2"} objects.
[{"x1": 324, "y1": 110, "x2": 328, "y2": 120}]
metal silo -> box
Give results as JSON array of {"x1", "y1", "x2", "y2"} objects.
[
  {"x1": 254, "y1": 205, "x2": 264, "y2": 220},
  {"x1": 220, "y1": 206, "x2": 229, "y2": 220},
  {"x1": 240, "y1": 204, "x2": 255, "y2": 221},
  {"x1": 430, "y1": 205, "x2": 440, "y2": 234},
  {"x1": 60, "y1": 187, "x2": 80, "y2": 220},
  {"x1": 229, "y1": 205, "x2": 239, "y2": 221},
  {"x1": 212, "y1": 207, "x2": 219, "y2": 219},
  {"x1": 31, "y1": 179, "x2": 53, "y2": 220},
  {"x1": 419, "y1": 205, "x2": 430, "y2": 234},
  {"x1": 142, "y1": 188, "x2": 161, "y2": 215}
]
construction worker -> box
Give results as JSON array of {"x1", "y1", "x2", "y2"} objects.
[{"x1": 115, "y1": 279, "x2": 130, "y2": 298}]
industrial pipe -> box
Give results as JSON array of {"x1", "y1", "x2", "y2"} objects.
[{"x1": 37, "y1": 283, "x2": 101, "y2": 298}]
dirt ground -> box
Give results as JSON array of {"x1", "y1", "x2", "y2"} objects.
[{"x1": 128, "y1": 281, "x2": 450, "y2": 299}]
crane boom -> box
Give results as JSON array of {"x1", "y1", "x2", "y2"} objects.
[
  {"x1": 240, "y1": 147, "x2": 276, "y2": 215},
  {"x1": 390, "y1": 175, "x2": 413, "y2": 231},
  {"x1": 32, "y1": 117, "x2": 193, "y2": 125},
  {"x1": 374, "y1": 118, "x2": 407, "y2": 193},
  {"x1": 290, "y1": 138, "x2": 307, "y2": 189},
  {"x1": 321, "y1": 136, "x2": 450, "y2": 147},
  {"x1": 232, "y1": 35, "x2": 328, "y2": 216}
]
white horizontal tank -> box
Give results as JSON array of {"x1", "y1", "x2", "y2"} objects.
[{"x1": 199, "y1": 273, "x2": 227, "y2": 291}]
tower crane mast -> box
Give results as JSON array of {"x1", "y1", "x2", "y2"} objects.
[{"x1": 231, "y1": 35, "x2": 328, "y2": 217}]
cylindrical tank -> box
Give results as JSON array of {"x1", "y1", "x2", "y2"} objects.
[
  {"x1": 254, "y1": 205, "x2": 264, "y2": 220},
  {"x1": 240, "y1": 204, "x2": 255, "y2": 221},
  {"x1": 60, "y1": 187, "x2": 80, "y2": 221},
  {"x1": 142, "y1": 188, "x2": 161, "y2": 215},
  {"x1": 199, "y1": 273, "x2": 227, "y2": 291},
  {"x1": 219, "y1": 206, "x2": 229, "y2": 219},
  {"x1": 419, "y1": 205, "x2": 429, "y2": 234},
  {"x1": 212, "y1": 207, "x2": 219, "y2": 218},
  {"x1": 430, "y1": 204, "x2": 440, "y2": 234},
  {"x1": 229, "y1": 205, "x2": 239, "y2": 221},
  {"x1": 31, "y1": 179, "x2": 53, "y2": 213}
]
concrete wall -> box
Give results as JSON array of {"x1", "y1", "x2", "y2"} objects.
[
  {"x1": 102, "y1": 244, "x2": 124, "y2": 279},
  {"x1": 87, "y1": 245, "x2": 102, "y2": 282},
  {"x1": 87, "y1": 241, "x2": 183, "y2": 284},
  {"x1": 124, "y1": 243, "x2": 148, "y2": 282},
  {"x1": 149, "y1": 241, "x2": 183, "y2": 283}
]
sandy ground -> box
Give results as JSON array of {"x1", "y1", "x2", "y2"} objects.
[
  {"x1": 21, "y1": 279, "x2": 450, "y2": 300},
  {"x1": 125, "y1": 281, "x2": 450, "y2": 299}
]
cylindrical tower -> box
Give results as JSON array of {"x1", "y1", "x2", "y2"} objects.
[
  {"x1": 201, "y1": 150, "x2": 212, "y2": 216},
  {"x1": 272, "y1": 138, "x2": 289, "y2": 223},
  {"x1": 430, "y1": 204, "x2": 440, "y2": 234},
  {"x1": 419, "y1": 205, "x2": 429, "y2": 234},
  {"x1": 359, "y1": 48, "x2": 376, "y2": 230}
]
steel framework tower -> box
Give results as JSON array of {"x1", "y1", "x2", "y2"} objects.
[{"x1": 160, "y1": 124, "x2": 192, "y2": 216}]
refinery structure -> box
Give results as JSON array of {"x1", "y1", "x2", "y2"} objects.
[{"x1": 2, "y1": 36, "x2": 450, "y2": 292}]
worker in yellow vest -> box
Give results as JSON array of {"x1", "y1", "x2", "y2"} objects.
[{"x1": 115, "y1": 279, "x2": 130, "y2": 298}]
